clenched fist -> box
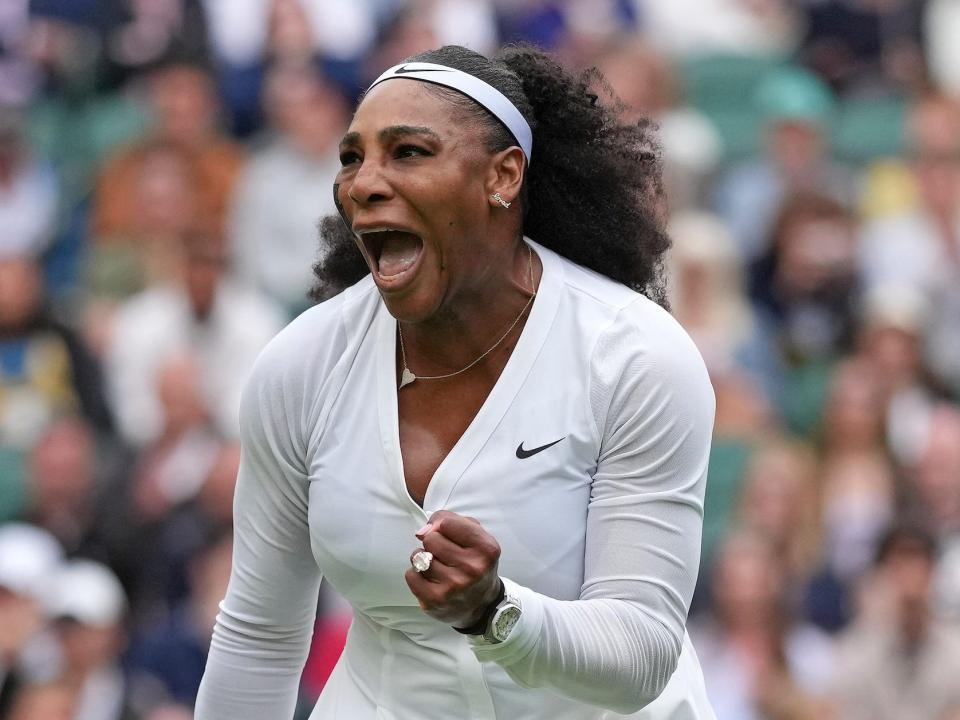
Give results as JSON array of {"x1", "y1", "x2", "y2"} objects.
[{"x1": 405, "y1": 510, "x2": 502, "y2": 630}]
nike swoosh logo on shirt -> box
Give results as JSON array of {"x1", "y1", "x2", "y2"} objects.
[
  {"x1": 395, "y1": 65, "x2": 451, "y2": 74},
  {"x1": 516, "y1": 437, "x2": 566, "y2": 459}
]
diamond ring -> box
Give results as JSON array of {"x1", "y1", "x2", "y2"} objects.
[{"x1": 411, "y1": 550, "x2": 433, "y2": 573}]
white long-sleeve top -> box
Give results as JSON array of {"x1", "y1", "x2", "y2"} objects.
[{"x1": 196, "y1": 241, "x2": 717, "y2": 720}]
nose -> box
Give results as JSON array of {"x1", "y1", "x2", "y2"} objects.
[{"x1": 347, "y1": 156, "x2": 393, "y2": 206}]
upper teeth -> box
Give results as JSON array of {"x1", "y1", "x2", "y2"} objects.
[{"x1": 357, "y1": 227, "x2": 400, "y2": 235}]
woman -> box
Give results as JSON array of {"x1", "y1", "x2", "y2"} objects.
[{"x1": 196, "y1": 45, "x2": 716, "y2": 719}]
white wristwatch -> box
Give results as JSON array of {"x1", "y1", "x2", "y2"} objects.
[{"x1": 482, "y1": 586, "x2": 522, "y2": 643}]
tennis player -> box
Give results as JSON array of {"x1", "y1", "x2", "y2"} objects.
[{"x1": 196, "y1": 44, "x2": 716, "y2": 719}]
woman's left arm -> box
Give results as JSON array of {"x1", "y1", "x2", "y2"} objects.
[{"x1": 470, "y1": 303, "x2": 716, "y2": 714}]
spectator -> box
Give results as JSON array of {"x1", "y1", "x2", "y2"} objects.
[
  {"x1": 128, "y1": 529, "x2": 233, "y2": 707},
  {"x1": 820, "y1": 357, "x2": 888, "y2": 462},
  {"x1": 44, "y1": 559, "x2": 138, "y2": 720},
  {"x1": 736, "y1": 439, "x2": 823, "y2": 590},
  {"x1": 692, "y1": 531, "x2": 835, "y2": 720},
  {"x1": 102, "y1": 0, "x2": 211, "y2": 84},
  {"x1": 797, "y1": 0, "x2": 927, "y2": 95},
  {"x1": 0, "y1": 255, "x2": 112, "y2": 449},
  {"x1": 104, "y1": 354, "x2": 221, "y2": 622},
  {"x1": 856, "y1": 284, "x2": 938, "y2": 467},
  {"x1": 751, "y1": 194, "x2": 861, "y2": 435},
  {"x1": 87, "y1": 140, "x2": 204, "y2": 301},
  {"x1": 139, "y1": 439, "x2": 239, "y2": 607},
  {"x1": 860, "y1": 94, "x2": 960, "y2": 300},
  {"x1": 814, "y1": 452, "x2": 895, "y2": 631},
  {"x1": 668, "y1": 211, "x2": 781, "y2": 403},
  {"x1": 831, "y1": 524, "x2": 960, "y2": 720},
  {"x1": 228, "y1": 62, "x2": 348, "y2": 315},
  {"x1": 104, "y1": 231, "x2": 284, "y2": 446},
  {"x1": 24, "y1": 418, "x2": 99, "y2": 555},
  {"x1": 818, "y1": 358, "x2": 896, "y2": 580},
  {"x1": 129, "y1": 355, "x2": 216, "y2": 520},
  {"x1": 713, "y1": 66, "x2": 853, "y2": 262},
  {"x1": 91, "y1": 59, "x2": 244, "y2": 244}
]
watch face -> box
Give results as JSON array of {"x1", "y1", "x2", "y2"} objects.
[{"x1": 492, "y1": 605, "x2": 521, "y2": 642}]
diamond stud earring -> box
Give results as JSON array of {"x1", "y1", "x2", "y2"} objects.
[{"x1": 491, "y1": 192, "x2": 511, "y2": 209}]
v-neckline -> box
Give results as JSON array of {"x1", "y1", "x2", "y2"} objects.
[{"x1": 375, "y1": 240, "x2": 563, "y2": 519}]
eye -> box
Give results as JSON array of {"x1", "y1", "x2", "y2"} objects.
[
  {"x1": 339, "y1": 151, "x2": 361, "y2": 167},
  {"x1": 395, "y1": 144, "x2": 431, "y2": 159}
]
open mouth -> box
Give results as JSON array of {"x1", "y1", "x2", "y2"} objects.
[{"x1": 358, "y1": 228, "x2": 424, "y2": 281}]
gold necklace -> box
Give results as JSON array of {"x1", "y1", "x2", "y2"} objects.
[{"x1": 398, "y1": 244, "x2": 536, "y2": 389}]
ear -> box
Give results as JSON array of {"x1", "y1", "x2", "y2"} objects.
[{"x1": 484, "y1": 146, "x2": 526, "y2": 207}]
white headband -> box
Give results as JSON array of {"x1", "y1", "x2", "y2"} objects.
[{"x1": 368, "y1": 61, "x2": 533, "y2": 163}]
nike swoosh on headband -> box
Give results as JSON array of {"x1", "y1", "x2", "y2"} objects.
[{"x1": 394, "y1": 65, "x2": 450, "y2": 74}]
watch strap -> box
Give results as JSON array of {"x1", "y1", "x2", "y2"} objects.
[{"x1": 452, "y1": 579, "x2": 505, "y2": 635}]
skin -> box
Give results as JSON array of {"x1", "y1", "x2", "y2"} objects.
[{"x1": 334, "y1": 79, "x2": 535, "y2": 628}]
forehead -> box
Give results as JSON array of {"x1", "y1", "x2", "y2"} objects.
[{"x1": 348, "y1": 80, "x2": 468, "y2": 140}]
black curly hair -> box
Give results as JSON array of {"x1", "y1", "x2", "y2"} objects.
[{"x1": 310, "y1": 44, "x2": 669, "y2": 306}]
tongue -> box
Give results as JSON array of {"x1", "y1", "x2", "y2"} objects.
[{"x1": 378, "y1": 232, "x2": 422, "y2": 277}]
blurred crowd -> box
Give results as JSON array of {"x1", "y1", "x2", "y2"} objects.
[{"x1": 1, "y1": 0, "x2": 960, "y2": 718}]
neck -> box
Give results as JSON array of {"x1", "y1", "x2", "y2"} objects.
[{"x1": 398, "y1": 241, "x2": 540, "y2": 379}]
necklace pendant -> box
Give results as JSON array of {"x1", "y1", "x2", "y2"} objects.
[{"x1": 399, "y1": 367, "x2": 417, "y2": 389}]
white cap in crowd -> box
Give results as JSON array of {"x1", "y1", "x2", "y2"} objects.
[
  {"x1": 0, "y1": 522, "x2": 64, "y2": 600},
  {"x1": 44, "y1": 559, "x2": 128, "y2": 628}
]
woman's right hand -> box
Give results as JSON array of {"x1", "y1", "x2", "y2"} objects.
[{"x1": 405, "y1": 510, "x2": 503, "y2": 629}]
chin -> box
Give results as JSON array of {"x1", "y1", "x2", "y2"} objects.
[{"x1": 378, "y1": 282, "x2": 445, "y2": 325}]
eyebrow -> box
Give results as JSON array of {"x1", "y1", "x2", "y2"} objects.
[{"x1": 339, "y1": 125, "x2": 441, "y2": 148}]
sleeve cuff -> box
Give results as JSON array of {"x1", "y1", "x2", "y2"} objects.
[{"x1": 468, "y1": 577, "x2": 544, "y2": 667}]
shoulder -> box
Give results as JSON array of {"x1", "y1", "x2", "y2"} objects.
[
  {"x1": 541, "y1": 248, "x2": 714, "y2": 433},
  {"x1": 240, "y1": 277, "x2": 379, "y2": 461},
  {"x1": 592, "y1": 287, "x2": 707, "y2": 385},
  {"x1": 553, "y1": 250, "x2": 639, "y2": 313},
  {"x1": 614, "y1": 294, "x2": 706, "y2": 367},
  {"x1": 545, "y1": 247, "x2": 708, "y2": 388},
  {"x1": 591, "y1": 294, "x2": 714, "y2": 437},
  {"x1": 599, "y1": 295, "x2": 712, "y2": 394},
  {"x1": 244, "y1": 276, "x2": 379, "y2": 405}
]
